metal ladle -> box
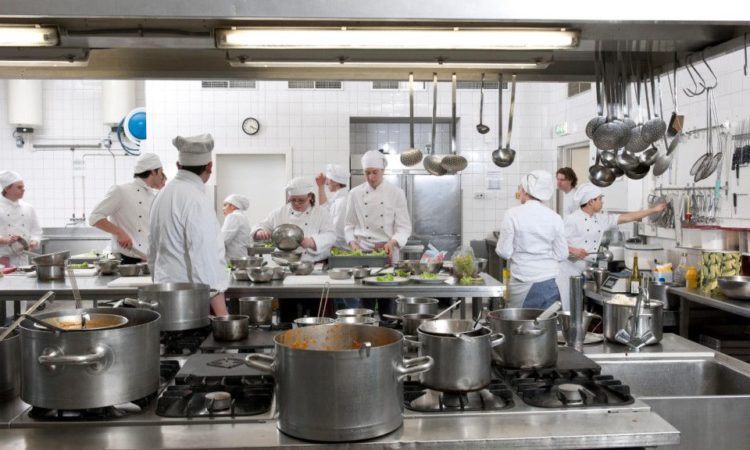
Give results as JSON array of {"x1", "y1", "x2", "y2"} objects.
[
  {"x1": 589, "y1": 152, "x2": 616, "y2": 187},
  {"x1": 492, "y1": 74, "x2": 517, "y2": 168},
  {"x1": 423, "y1": 73, "x2": 447, "y2": 176},
  {"x1": 476, "y1": 73, "x2": 490, "y2": 134},
  {"x1": 441, "y1": 73, "x2": 468, "y2": 173},
  {"x1": 400, "y1": 73, "x2": 423, "y2": 167}
]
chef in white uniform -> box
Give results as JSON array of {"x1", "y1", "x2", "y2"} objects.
[
  {"x1": 345, "y1": 150, "x2": 411, "y2": 262},
  {"x1": 496, "y1": 170, "x2": 568, "y2": 309},
  {"x1": 316, "y1": 163, "x2": 350, "y2": 250},
  {"x1": 252, "y1": 177, "x2": 336, "y2": 262},
  {"x1": 556, "y1": 167, "x2": 579, "y2": 217},
  {"x1": 0, "y1": 171, "x2": 42, "y2": 268},
  {"x1": 221, "y1": 194, "x2": 252, "y2": 259},
  {"x1": 556, "y1": 183, "x2": 667, "y2": 310},
  {"x1": 149, "y1": 133, "x2": 229, "y2": 315},
  {"x1": 89, "y1": 153, "x2": 166, "y2": 264}
]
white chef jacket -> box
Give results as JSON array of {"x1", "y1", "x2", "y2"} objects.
[
  {"x1": 344, "y1": 181, "x2": 411, "y2": 249},
  {"x1": 563, "y1": 189, "x2": 579, "y2": 217},
  {"x1": 557, "y1": 209, "x2": 620, "y2": 309},
  {"x1": 221, "y1": 210, "x2": 252, "y2": 259},
  {"x1": 322, "y1": 188, "x2": 348, "y2": 250},
  {"x1": 89, "y1": 178, "x2": 156, "y2": 259},
  {"x1": 251, "y1": 204, "x2": 336, "y2": 262},
  {"x1": 496, "y1": 200, "x2": 568, "y2": 283},
  {"x1": 148, "y1": 170, "x2": 229, "y2": 292},
  {"x1": 0, "y1": 196, "x2": 42, "y2": 267}
]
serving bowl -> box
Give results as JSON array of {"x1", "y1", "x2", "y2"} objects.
[{"x1": 717, "y1": 276, "x2": 750, "y2": 300}]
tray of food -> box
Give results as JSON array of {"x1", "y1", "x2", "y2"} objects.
[
  {"x1": 362, "y1": 274, "x2": 410, "y2": 286},
  {"x1": 328, "y1": 248, "x2": 388, "y2": 269},
  {"x1": 409, "y1": 273, "x2": 452, "y2": 285},
  {"x1": 247, "y1": 241, "x2": 275, "y2": 255}
]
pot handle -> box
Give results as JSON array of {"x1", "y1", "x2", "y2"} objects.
[
  {"x1": 394, "y1": 355, "x2": 433, "y2": 381},
  {"x1": 123, "y1": 298, "x2": 159, "y2": 309},
  {"x1": 245, "y1": 353, "x2": 276, "y2": 374},
  {"x1": 489, "y1": 332, "x2": 505, "y2": 347},
  {"x1": 382, "y1": 314, "x2": 403, "y2": 322},
  {"x1": 513, "y1": 325, "x2": 544, "y2": 336},
  {"x1": 38, "y1": 346, "x2": 109, "y2": 370},
  {"x1": 403, "y1": 336, "x2": 421, "y2": 349}
]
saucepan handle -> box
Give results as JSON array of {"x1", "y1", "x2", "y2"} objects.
[
  {"x1": 394, "y1": 355, "x2": 433, "y2": 381},
  {"x1": 123, "y1": 298, "x2": 159, "y2": 309},
  {"x1": 489, "y1": 332, "x2": 505, "y2": 347},
  {"x1": 245, "y1": 353, "x2": 276, "y2": 374}
]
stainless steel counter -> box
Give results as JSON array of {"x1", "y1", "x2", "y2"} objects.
[{"x1": 670, "y1": 287, "x2": 750, "y2": 338}]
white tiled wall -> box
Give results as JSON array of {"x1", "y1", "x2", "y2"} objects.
[{"x1": 2, "y1": 46, "x2": 749, "y2": 250}]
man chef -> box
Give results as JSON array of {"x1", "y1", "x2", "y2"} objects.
[
  {"x1": 149, "y1": 133, "x2": 229, "y2": 315},
  {"x1": 221, "y1": 194, "x2": 252, "y2": 260},
  {"x1": 90, "y1": 152, "x2": 166, "y2": 264},
  {"x1": 556, "y1": 183, "x2": 667, "y2": 310},
  {"x1": 345, "y1": 150, "x2": 411, "y2": 314},
  {"x1": 0, "y1": 171, "x2": 42, "y2": 268},
  {"x1": 316, "y1": 163, "x2": 350, "y2": 250},
  {"x1": 496, "y1": 170, "x2": 568, "y2": 309}
]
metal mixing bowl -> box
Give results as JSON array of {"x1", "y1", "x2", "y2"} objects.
[
  {"x1": 117, "y1": 264, "x2": 141, "y2": 277},
  {"x1": 328, "y1": 268, "x2": 352, "y2": 280},
  {"x1": 717, "y1": 276, "x2": 750, "y2": 300},
  {"x1": 289, "y1": 261, "x2": 314, "y2": 275},
  {"x1": 272, "y1": 224, "x2": 304, "y2": 251}
]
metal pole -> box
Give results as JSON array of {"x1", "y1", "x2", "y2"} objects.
[{"x1": 569, "y1": 275, "x2": 585, "y2": 352}]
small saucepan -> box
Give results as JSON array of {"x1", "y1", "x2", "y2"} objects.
[
  {"x1": 210, "y1": 315, "x2": 249, "y2": 341},
  {"x1": 382, "y1": 313, "x2": 436, "y2": 336}
]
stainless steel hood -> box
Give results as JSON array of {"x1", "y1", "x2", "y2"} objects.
[{"x1": 0, "y1": 0, "x2": 748, "y2": 80}]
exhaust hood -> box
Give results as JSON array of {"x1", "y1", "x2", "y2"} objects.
[{"x1": 0, "y1": 0, "x2": 747, "y2": 80}]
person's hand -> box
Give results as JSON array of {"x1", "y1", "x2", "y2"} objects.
[
  {"x1": 255, "y1": 230, "x2": 272, "y2": 241},
  {"x1": 569, "y1": 246, "x2": 588, "y2": 259},
  {"x1": 300, "y1": 237, "x2": 316, "y2": 250},
  {"x1": 0, "y1": 235, "x2": 14, "y2": 246},
  {"x1": 315, "y1": 173, "x2": 326, "y2": 187},
  {"x1": 28, "y1": 240, "x2": 40, "y2": 250},
  {"x1": 116, "y1": 230, "x2": 133, "y2": 249},
  {"x1": 652, "y1": 202, "x2": 668, "y2": 213},
  {"x1": 383, "y1": 240, "x2": 398, "y2": 256},
  {"x1": 349, "y1": 241, "x2": 361, "y2": 252}
]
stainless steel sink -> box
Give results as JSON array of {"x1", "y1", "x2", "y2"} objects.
[{"x1": 597, "y1": 358, "x2": 750, "y2": 396}]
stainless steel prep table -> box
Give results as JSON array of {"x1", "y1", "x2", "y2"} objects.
[
  {"x1": 670, "y1": 286, "x2": 750, "y2": 337},
  {"x1": 0, "y1": 273, "x2": 503, "y2": 319}
]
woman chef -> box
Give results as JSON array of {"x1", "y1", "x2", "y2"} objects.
[
  {"x1": 316, "y1": 163, "x2": 350, "y2": 250},
  {"x1": 556, "y1": 183, "x2": 667, "y2": 310},
  {"x1": 0, "y1": 171, "x2": 42, "y2": 268},
  {"x1": 252, "y1": 177, "x2": 336, "y2": 263},
  {"x1": 496, "y1": 170, "x2": 568, "y2": 309},
  {"x1": 221, "y1": 194, "x2": 252, "y2": 260}
]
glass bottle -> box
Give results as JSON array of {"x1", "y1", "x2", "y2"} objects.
[
  {"x1": 674, "y1": 253, "x2": 688, "y2": 286},
  {"x1": 629, "y1": 256, "x2": 641, "y2": 295}
]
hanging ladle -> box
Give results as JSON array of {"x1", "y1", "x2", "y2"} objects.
[
  {"x1": 476, "y1": 73, "x2": 490, "y2": 134},
  {"x1": 441, "y1": 73, "x2": 468, "y2": 172},
  {"x1": 400, "y1": 73, "x2": 424, "y2": 167},
  {"x1": 423, "y1": 73, "x2": 447, "y2": 176},
  {"x1": 492, "y1": 74, "x2": 517, "y2": 168}
]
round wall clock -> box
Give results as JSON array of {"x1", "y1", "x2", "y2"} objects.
[{"x1": 242, "y1": 117, "x2": 260, "y2": 135}]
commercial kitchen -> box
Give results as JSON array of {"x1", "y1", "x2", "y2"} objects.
[{"x1": 1, "y1": 2, "x2": 750, "y2": 449}]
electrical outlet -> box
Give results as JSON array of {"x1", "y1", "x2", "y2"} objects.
[{"x1": 474, "y1": 193, "x2": 486, "y2": 200}]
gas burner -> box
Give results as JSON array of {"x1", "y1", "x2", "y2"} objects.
[
  {"x1": 404, "y1": 380, "x2": 514, "y2": 413},
  {"x1": 156, "y1": 376, "x2": 273, "y2": 418},
  {"x1": 207, "y1": 357, "x2": 245, "y2": 369},
  {"x1": 556, "y1": 383, "x2": 585, "y2": 405},
  {"x1": 28, "y1": 393, "x2": 156, "y2": 422},
  {"x1": 160, "y1": 360, "x2": 181, "y2": 386},
  {"x1": 160, "y1": 326, "x2": 211, "y2": 356}
]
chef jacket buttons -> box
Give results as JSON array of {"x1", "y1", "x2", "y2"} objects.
[{"x1": 365, "y1": 215, "x2": 368, "y2": 218}]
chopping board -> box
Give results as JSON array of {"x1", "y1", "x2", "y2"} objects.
[
  {"x1": 106, "y1": 276, "x2": 154, "y2": 287},
  {"x1": 176, "y1": 353, "x2": 267, "y2": 379},
  {"x1": 283, "y1": 275, "x2": 354, "y2": 285}
]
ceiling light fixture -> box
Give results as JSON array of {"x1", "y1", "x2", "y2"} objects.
[
  {"x1": 0, "y1": 25, "x2": 59, "y2": 47},
  {"x1": 216, "y1": 27, "x2": 579, "y2": 50},
  {"x1": 228, "y1": 59, "x2": 551, "y2": 70}
]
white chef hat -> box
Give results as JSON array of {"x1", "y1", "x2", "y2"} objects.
[
  {"x1": 173, "y1": 133, "x2": 214, "y2": 166},
  {"x1": 574, "y1": 183, "x2": 604, "y2": 206},
  {"x1": 520, "y1": 170, "x2": 555, "y2": 201},
  {"x1": 133, "y1": 152, "x2": 162, "y2": 173},
  {"x1": 224, "y1": 194, "x2": 250, "y2": 211},
  {"x1": 286, "y1": 177, "x2": 316, "y2": 196},
  {"x1": 0, "y1": 171, "x2": 22, "y2": 189},
  {"x1": 325, "y1": 163, "x2": 350, "y2": 185},
  {"x1": 361, "y1": 150, "x2": 387, "y2": 170}
]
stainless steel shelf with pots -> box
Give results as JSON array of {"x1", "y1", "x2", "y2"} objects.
[{"x1": 584, "y1": 280, "x2": 679, "y2": 328}]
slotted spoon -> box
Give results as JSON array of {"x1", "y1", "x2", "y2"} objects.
[{"x1": 400, "y1": 73, "x2": 423, "y2": 167}]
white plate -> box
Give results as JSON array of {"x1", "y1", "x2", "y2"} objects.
[
  {"x1": 362, "y1": 276, "x2": 410, "y2": 286},
  {"x1": 408, "y1": 274, "x2": 451, "y2": 285}
]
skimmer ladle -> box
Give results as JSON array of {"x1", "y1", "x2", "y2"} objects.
[
  {"x1": 423, "y1": 73, "x2": 447, "y2": 176},
  {"x1": 441, "y1": 74, "x2": 468, "y2": 172},
  {"x1": 400, "y1": 73, "x2": 423, "y2": 167}
]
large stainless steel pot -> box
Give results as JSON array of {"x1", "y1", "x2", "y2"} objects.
[
  {"x1": 0, "y1": 327, "x2": 20, "y2": 399},
  {"x1": 19, "y1": 307, "x2": 160, "y2": 409},
  {"x1": 414, "y1": 321, "x2": 502, "y2": 392},
  {"x1": 603, "y1": 299, "x2": 664, "y2": 345},
  {"x1": 36, "y1": 265, "x2": 65, "y2": 281},
  {"x1": 126, "y1": 283, "x2": 212, "y2": 331},
  {"x1": 246, "y1": 324, "x2": 433, "y2": 442},
  {"x1": 487, "y1": 308, "x2": 558, "y2": 369},
  {"x1": 239, "y1": 296, "x2": 274, "y2": 325},
  {"x1": 395, "y1": 297, "x2": 439, "y2": 316}
]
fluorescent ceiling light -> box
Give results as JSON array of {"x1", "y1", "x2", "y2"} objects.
[
  {"x1": 217, "y1": 27, "x2": 578, "y2": 50},
  {"x1": 0, "y1": 25, "x2": 59, "y2": 47},
  {"x1": 229, "y1": 60, "x2": 551, "y2": 70},
  {"x1": 0, "y1": 59, "x2": 88, "y2": 67}
]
